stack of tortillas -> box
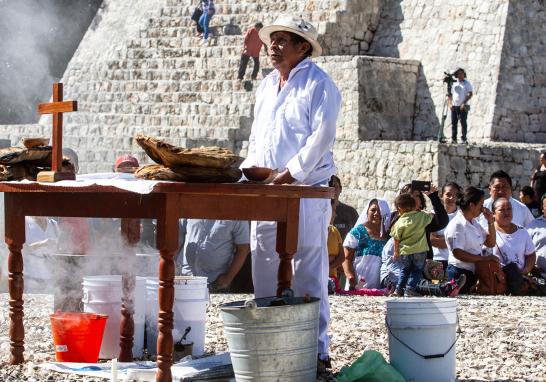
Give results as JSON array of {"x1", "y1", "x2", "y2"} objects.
[{"x1": 134, "y1": 134, "x2": 242, "y2": 182}]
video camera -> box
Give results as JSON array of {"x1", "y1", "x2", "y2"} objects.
[{"x1": 443, "y1": 71, "x2": 455, "y2": 96}]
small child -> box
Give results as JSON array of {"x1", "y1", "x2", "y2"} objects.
[
  {"x1": 390, "y1": 193, "x2": 433, "y2": 297},
  {"x1": 327, "y1": 201, "x2": 344, "y2": 293}
]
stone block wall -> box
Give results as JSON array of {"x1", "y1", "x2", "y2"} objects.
[
  {"x1": 491, "y1": 0, "x2": 546, "y2": 142},
  {"x1": 317, "y1": 56, "x2": 419, "y2": 142},
  {"x1": 335, "y1": 141, "x2": 543, "y2": 210},
  {"x1": 370, "y1": 0, "x2": 510, "y2": 142}
]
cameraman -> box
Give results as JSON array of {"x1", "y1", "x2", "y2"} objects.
[{"x1": 448, "y1": 68, "x2": 473, "y2": 144}]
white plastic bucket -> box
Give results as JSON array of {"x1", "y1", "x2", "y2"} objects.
[
  {"x1": 386, "y1": 298, "x2": 458, "y2": 382},
  {"x1": 146, "y1": 276, "x2": 208, "y2": 356},
  {"x1": 82, "y1": 275, "x2": 146, "y2": 359}
]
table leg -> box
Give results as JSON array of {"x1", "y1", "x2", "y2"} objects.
[
  {"x1": 5, "y1": 195, "x2": 26, "y2": 364},
  {"x1": 119, "y1": 218, "x2": 140, "y2": 361},
  {"x1": 155, "y1": 199, "x2": 179, "y2": 382},
  {"x1": 276, "y1": 199, "x2": 300, "y2": 296}
]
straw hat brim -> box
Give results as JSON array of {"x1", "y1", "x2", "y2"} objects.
[{"x1": 259, "y1": 25, "x2": 322, "y2": 58}]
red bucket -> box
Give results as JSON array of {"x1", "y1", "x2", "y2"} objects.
[{"x1": 50, "y1": 312, "x2": 108, "y2": 362}]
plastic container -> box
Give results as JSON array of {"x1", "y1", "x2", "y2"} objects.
[
  {"x1": 50, "y1": 312, "x2": 108, "y2": 363},
  {"x1": 146, "y1": 276, "x2": 208, "y2": 356},
  {"x1": 386, "y1": 298, "x2": 458, "y2": 382},
  {"x1": 82, "y1": 275, "x2": 146, "y2": 359}
]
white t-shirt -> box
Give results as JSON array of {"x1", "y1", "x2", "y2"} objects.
[
  {"x1": 527, "y1": 216, "x2": 546, "y2": 261},
  {"x1": 493, "y1": 228, "x2": 535, "y2": 270},
  {"x1": 480, "y1": 197, "x2": 535, "y2": 229},
  {"x1": 445, "y1": 211, "x2": 488, "y2": 272},
  {"x1": 432, "y1": 210, "x2": 458, "y2": 261},
  {"x1": 451, "y1": 79, "x2": 473, "y2": 107}
]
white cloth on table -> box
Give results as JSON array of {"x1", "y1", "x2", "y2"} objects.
[
  {"x1": 241, "y1": 57, "x2": 341, "y2": 357},
  {"x1": 445, "y1": 210, "x2": 488, "y2": 272}
]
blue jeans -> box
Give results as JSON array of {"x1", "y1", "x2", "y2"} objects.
[
  {"x1": 396, "y1": 252, "x2": 426, "y2": 292},
  {"x1": 199, "y1": 12, "x2": 213, "y2": 39}
]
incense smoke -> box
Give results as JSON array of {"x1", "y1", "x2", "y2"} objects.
[{"x1": 0, "y1": 0, "x2": 101, "y2": 124}]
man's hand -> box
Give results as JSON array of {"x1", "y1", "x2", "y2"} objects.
[
  {"x1": 213, "y1": 274, "x2": 232, "y2": 291},
  {"x1": 460, "y1": 104, "x2": 466, "y2": 112},
  {"x1": 271, "y1": 169, "x2": 295, "y2": 184}
]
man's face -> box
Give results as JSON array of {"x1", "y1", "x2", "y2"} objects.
[
  {"x1": 268, "y1": 31, "x2": 309, "y2": 71},
  {"x1": 489, "y1": 177, "x2": 512, "y2": 199},
  {"x1": 455, "y1": 70, "x2": 465, "y2": 81}
]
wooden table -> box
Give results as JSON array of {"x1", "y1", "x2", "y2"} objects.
[{"x1": 0, "y1": 181, "x2": 334, "y2": 382}]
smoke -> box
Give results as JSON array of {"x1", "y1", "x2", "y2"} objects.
[{"x1": 0, "y1": 0, "x2": 102, "y2": 124}]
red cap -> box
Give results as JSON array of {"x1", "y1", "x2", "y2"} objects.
[{"x1": 114, "y1": 154, "x2": 139, "y2": 170}]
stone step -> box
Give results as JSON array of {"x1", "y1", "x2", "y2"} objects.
[{"x1": 65, "y1": 78, "x2": 261, "y2": 93}]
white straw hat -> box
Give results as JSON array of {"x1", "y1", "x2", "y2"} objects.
[{"x1": 259, "y1": 15, "x2": 322, "y2": 57}]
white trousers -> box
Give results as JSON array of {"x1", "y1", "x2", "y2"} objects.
[{"x1": 250, "y1": 198, "x2": 331, "y2": 356}]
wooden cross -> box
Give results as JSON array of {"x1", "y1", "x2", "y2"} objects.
[{"x1": 37, "y1": 83, "x2": 78, "y2": 182}]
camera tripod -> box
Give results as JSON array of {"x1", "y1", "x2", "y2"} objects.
[
  {"x1": 437, "y1": 94, "x2": 450, "y2": 143},
  {"x1": 438, "y1": 72, "x2": 454, "y2": 143}
]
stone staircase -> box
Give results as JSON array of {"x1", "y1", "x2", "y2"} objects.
[{"x1": 41, "y1": 0, "x2": 380, "y2": 172}]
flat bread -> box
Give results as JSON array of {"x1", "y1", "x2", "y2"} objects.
[
  {"x1": 135, "y1": 134, "x2": 239, "y2": 169},
  {"x1": 134, "y1": 164, "x2": 242, "y2": 183},
  {"x1": 0, "y1": 146, "x2": 52, "y2": 166},
  {"x1": 0, "y1": 163, "x2": 41, "y2": 181}
]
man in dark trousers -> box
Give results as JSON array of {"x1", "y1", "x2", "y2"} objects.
[
  {"x1": 237, "y1": 22, "x2": 264, "y2": 80},
  {"x1": 448, "y1": 67, "x2": 473, "y2": 144}
]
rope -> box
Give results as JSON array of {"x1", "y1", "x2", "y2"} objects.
[{"x1": 385, "y1": 314, "x2": 461, "y2": 359}]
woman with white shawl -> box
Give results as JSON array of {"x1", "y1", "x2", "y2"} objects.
[{"x1": 342, "y1": 199, "x2": 390, "y2": 289}]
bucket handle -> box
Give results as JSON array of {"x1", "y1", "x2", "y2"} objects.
[{"x1": 385, "y1": 314, "x2": 461, "y2": 359}]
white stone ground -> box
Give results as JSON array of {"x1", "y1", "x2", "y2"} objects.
[{"x1": 0, "y1": 293, "x2": 544, "y2": 381}]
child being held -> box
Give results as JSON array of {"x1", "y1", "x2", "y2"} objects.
[{"x1": 390, "y1": 193, "x2": 433, "y2": 297}]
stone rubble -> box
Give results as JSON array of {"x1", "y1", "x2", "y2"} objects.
[{"x1": 1, "y1": 293, "x2": 544, "y2": 381}]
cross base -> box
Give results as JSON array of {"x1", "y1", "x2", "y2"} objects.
[{"x1": 37, "y1": 171, "x2": 76, "y2": 182}]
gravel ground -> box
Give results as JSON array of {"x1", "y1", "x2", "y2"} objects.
[{"x1": 0, "y1": 293, "x2": 544, "y2": 381}]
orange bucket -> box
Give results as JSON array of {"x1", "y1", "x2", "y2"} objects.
[{"x1": 50, "y1": 312, "x2": 108, "y2": 362}]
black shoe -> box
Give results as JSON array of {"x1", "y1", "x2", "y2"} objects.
[
  {"x1": 317, "y1": 355, "x2": 332, "y2": 374},
  {"x1": 451, "y1": 138, "x2": 457, "y2": 144}
]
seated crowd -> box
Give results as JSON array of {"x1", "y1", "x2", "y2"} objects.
[
  {"x1": 8, "y1": 148, "x2": 546, "y2": 298},
  {"x1": 328, "y1": 170, "x2": 546, "y2": 297}
]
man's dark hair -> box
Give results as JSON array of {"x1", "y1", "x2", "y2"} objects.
[
  {"x1": 521, "y1": 185, "x2": 535, "y2": 198},
  {"x1": 457, "y1": 186, "x2": 484, "y2": 211},
  {"x1": 255, "y1": 22, "x2": 263, "y2": 29},
  {"x1": 329, "y1": 175, "x2": 341, "y2": 190},
  {"x1": 395, "y1": 193, "x2": 416, "y2": 211},
  {"x1": 489, "y1": 170, "x2": 512, "y2": 188},
  {"x1": 289, "y1": 32, "x2": 313, "y2": 57}
]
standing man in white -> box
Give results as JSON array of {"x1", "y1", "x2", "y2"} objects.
[
  {"x1": 448, "y1": 67, "x2": 473, "y2": 144},
  {"x1": 240, "y1": 15, "x2": 341, "y2": 371}
]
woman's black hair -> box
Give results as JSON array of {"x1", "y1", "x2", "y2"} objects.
[
  {"x1": 457, "y1": 186, "x2": 484, "y2": 211},
  {"x1": 399, "y1": 183, "x2": 426, "y2": 210},
  {"x1": 441, "y1": 182, "x2": 461, "y2": 195},
  {"x1": 491, "y1": 196, "x2": 510, "y2": 212}
]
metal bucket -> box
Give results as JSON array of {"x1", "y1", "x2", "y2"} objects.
[{"x1": 220, "y1": 296, "x2": 320, "y2": 381}]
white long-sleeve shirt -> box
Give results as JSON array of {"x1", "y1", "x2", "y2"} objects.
[{"x1": 241, "y1": 58, "x2": 341, "y2": 186}]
